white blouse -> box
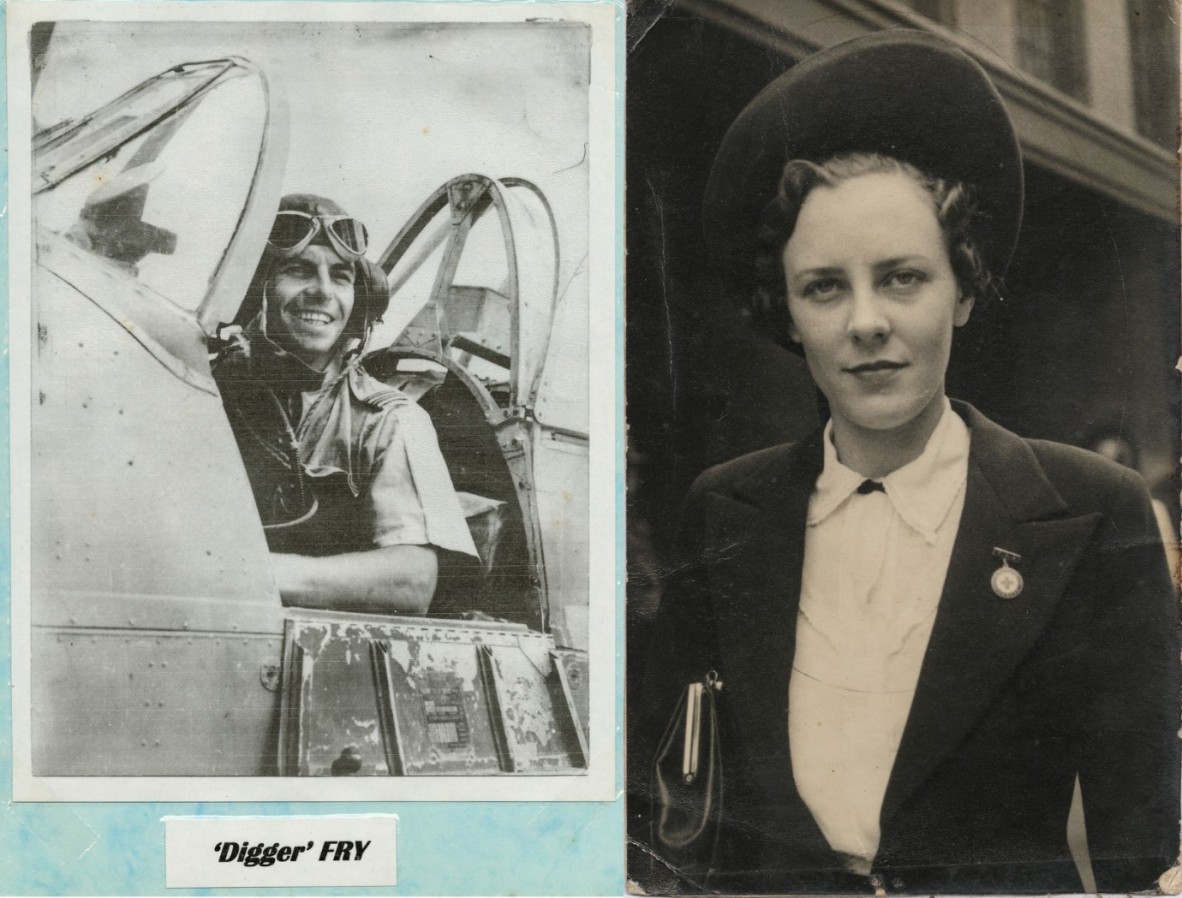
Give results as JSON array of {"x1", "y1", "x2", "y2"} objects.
[{"x1": 788, "y1": 399, "x2": 970, "y2": 873}]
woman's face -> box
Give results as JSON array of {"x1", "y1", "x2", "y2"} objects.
[{"x1": 783, "y1": 170, "x2": 973, "y2": 440}]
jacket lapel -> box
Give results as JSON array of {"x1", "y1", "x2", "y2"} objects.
[
  {"x1": 702, "y1": 431, "x2": 827, "y2": 841},
  {"x1": 881, "y1": 404, "x2": 1102, "y2": 824},
  {"x1": 695, "y1": 404, "x2": 1102, "y2": 860}
]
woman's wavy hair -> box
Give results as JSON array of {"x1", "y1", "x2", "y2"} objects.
[{"x1": 750, "y1": 152, "x2": 996, "y2": 348}]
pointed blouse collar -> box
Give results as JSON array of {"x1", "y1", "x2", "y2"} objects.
[{"x1": 808, "y1": 398, "x2": 971, "y2": 544}]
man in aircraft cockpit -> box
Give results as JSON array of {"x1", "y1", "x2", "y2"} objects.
[{"x1": 213, "y1": 193, "x2": 478, "y2": 615}]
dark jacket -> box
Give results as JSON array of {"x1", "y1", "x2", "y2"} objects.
[{"x1": 631, "y1": 402, "x2": 1179, "y2": 894}]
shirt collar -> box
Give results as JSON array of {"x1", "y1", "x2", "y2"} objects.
[{"x1": 808, "y1": 398, "x2": 970, "y2": 544}]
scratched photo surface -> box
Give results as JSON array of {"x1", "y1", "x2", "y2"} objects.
[
  {"x1": 625, "y1": 0, "x2": 1179, "y2": 894},
  {"x1": 22, "y1": 15, "x2": 595, "y2": 789}
]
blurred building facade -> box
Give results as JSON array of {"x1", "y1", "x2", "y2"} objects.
[{"x1": 627, "y1": 0, "x2": 1180, "y2": 552}]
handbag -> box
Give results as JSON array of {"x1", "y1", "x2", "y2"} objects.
[{"x1": 651, "y1": 669, "x2": 724, "y2": 880}]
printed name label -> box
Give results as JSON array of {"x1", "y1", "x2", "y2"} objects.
[{"x1": 164, "y1": 814, "x2": 397, "y2": 887}]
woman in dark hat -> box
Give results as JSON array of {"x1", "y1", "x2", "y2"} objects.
[
  {"x1": 633, "y1": 31, "x2": 1178, "y2": 895},
  {"x1": 214, "y1": 194, "x2": 477, "y2": 615}
]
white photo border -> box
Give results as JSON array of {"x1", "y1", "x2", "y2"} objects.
[{"x1": 8, "y1": 0, "x2": 620, "y2": 803}]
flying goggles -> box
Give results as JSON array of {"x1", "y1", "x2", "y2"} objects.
[{"x1": 266, "y1": 211, "x2": 369, "y2": 261}]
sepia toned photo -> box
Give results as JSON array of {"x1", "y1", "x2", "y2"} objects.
[
  {"x1": 626, "y1": 0, "x2": 1180, "y2": 894},
  {"x1": 10, "y1": 2, "x2": 618, "y2": 802}
]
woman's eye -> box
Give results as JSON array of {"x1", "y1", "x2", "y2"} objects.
[
  {"x1": 803, "y1": 278, "x2": 842, "y2": 299},
  {"x1": 333, "y1": 270, "x2": 355, "y2": 285},
  {"x1": 885, "y1": 270, "x2": 923, "y2": 289}
]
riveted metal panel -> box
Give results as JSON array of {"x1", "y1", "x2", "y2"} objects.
[
  {"x1": 32, "y1": 627, "x2": 283, "y2": 776},
  {"x1": 553, "y1": 647, "x2": 590, "y2": 738},
  {"x1": 32, "y1": 271, "x2": 278, "y2": 613},
  {"x1": 532, "y1": 428, "x2": 590, "y2": 651}
]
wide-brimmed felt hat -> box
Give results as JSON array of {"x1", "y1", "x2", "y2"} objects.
[{"x1": 703, "y1": 29, "x2": 1023, "y2": 282}]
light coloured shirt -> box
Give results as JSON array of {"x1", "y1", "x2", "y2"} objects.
[
  {"x1": 298, "y1": 363, "x2": 479, "y2": 557},
  {"x1": 788, "y1": 399, "x2": 970, "y2": 873}
]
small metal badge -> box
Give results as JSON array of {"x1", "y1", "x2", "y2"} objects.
[{"x1": 991, "y1": 547, "x2": 1024, "y2": 599}]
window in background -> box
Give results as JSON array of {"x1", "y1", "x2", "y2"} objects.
[
  {"x1": 1015, "y1": 0, "x2": 1089, "y2": 102},
  {"x1": 1127, "y1": 0, "x2": 1180, "y2": 152}
]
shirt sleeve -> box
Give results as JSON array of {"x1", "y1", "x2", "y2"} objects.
[{"x1": 368, "y1": 403, "x2": 479, "y2": 558}]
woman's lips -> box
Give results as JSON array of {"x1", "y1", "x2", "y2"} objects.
[{"x1": 845, "y1": 361, "x2": 907, "y2": 381}]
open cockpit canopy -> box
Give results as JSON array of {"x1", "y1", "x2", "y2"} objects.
[{"x1": 34, "y1": 58, "x2": 287, "y2": 332}]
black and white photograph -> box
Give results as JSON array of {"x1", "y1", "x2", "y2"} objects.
[
  {"x1": 626, "y1": 0, "x2": 1180, "y2": 894},
  {"x1": 11, "y1": 1, "x2": 618, "y2": 801}
]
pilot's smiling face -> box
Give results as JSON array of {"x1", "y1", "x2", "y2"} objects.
[{"x1": 266, "y1": 243, "x2": 357, "y2": 371}]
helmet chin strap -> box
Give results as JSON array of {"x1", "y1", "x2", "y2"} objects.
[
  {"x1": 356, "y1": 306, "x2": 376, "y2": 352},
  {"x1": 259, "y1": 282, "x2": 271, "y2": 339},
  {"x1": 342, "y1": 283, "x2": 378, "y2": 358}
]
